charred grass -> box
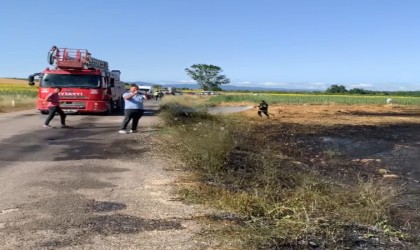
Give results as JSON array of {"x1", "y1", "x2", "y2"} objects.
[{"x1": 158, "y1": 101, "x2": 419, "y2": 249}]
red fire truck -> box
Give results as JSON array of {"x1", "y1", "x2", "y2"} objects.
[{"x1": 28, "y1": 46, "x2": 125, "y2": 114}]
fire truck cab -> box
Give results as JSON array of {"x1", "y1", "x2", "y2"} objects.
[{"x1": 29, "y1": 46, "x2": 125, "y2": 115}]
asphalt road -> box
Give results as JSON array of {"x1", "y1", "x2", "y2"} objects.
[{"x1": 0, "y1": 101, "x2": 201, "y2": 250}]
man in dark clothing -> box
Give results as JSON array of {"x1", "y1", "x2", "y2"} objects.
[
  {"x1": 43, "y1": 87, "x2": 69, "y2": 128},
  {"x1": 257, "y1": 100, "x2": 270, "y2": 118}
]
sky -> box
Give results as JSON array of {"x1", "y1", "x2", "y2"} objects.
[{"x1": 1, "y1": 0, "x2": 419, "y2": 91}]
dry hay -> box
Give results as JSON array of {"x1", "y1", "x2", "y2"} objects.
[
  {"x1": 0, "y1": 77, "x2": 28, "y2": 85},
  {"x1": 242, "y1": 104, "x2": 420, "y2": 126}
]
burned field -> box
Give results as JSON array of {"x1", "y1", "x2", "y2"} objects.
[
  {"x1": 254, "y1": 104, "x2": 420, "y2": 190},
  {"x1": 157, "y1": 101, "x2": 420, "y2": 248},
  {"x1": 235, "y1": 104, "x2": 420, "y2": 248}
]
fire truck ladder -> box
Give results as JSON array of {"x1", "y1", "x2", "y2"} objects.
[{"x1": 48, "y1": 47, "x2": 109, "y2": 71}]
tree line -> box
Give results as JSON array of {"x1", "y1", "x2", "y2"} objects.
[
  {"x1": 325, "y1": 84, "x2": 420, "y2": 97},
  {"x1": 129, "y1": 63, "x2": 420, "y2": 97}
]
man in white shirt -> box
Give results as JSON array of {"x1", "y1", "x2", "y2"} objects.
[{"x1": 118, "y1": 84, "x2": 147, "y2": 134}]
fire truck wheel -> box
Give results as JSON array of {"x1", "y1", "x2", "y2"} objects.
[{"x1": 40, "y1": 110, "x2": 49, "y2": 115}]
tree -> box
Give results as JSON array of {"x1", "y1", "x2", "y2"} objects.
[
  {"x1": 349, "y1": 88, "x2": 368, "y2": 94},
  {"x1": 325, "y1": 84, "x2": 348, "y2": 94},
  {"x1": 185, "y1": 64, "x2": 230, "y2": 91},
  {"x1": 152, "y1": 84, "x2": 162, "y2": 89}
]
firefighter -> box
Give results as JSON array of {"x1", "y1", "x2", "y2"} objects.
[
  {"x1": 158, "y1": 90, "x2": 164, "y2": 99},
  {"x1": 257, "y1": 100, "x2": 270, "y2": 118}
]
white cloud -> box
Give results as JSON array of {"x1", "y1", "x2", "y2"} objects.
[
  {"x1": 348, "y1": 83, "x2": 373, "y2": 89},
  {"x1": 308, "y1": 82, "x2": 328, "y2": 86},
  {"x1": 176, "y1": 79, "x2": 196, "y2": 84},
  {"x1": 303, "y1": 82, "x2": 328, "y2": 90},
  {"x1": 152, "y1": 79, "x2": 419, "y2": 91},
  {"x1": 259, "y1": 81, "x2": 290, "y2": 87},
  {"x1": 230, "y1": 81, "x2": 291, "y2": 87},
  {"x1": 235, "y1": 81, "x2": 251, "y2": 85}
]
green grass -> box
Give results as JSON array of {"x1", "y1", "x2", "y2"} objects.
[{"x1": 210, "y1": 93, "x2": 420, "y2": 105}]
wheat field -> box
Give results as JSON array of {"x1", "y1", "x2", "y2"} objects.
[{"x1": 0, "y1": 77, "x2": 28, "y2": 85}]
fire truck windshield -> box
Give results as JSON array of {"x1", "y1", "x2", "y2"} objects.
[{"x1": 41, "y1": 74, "x2": 101, "y2": 88}]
